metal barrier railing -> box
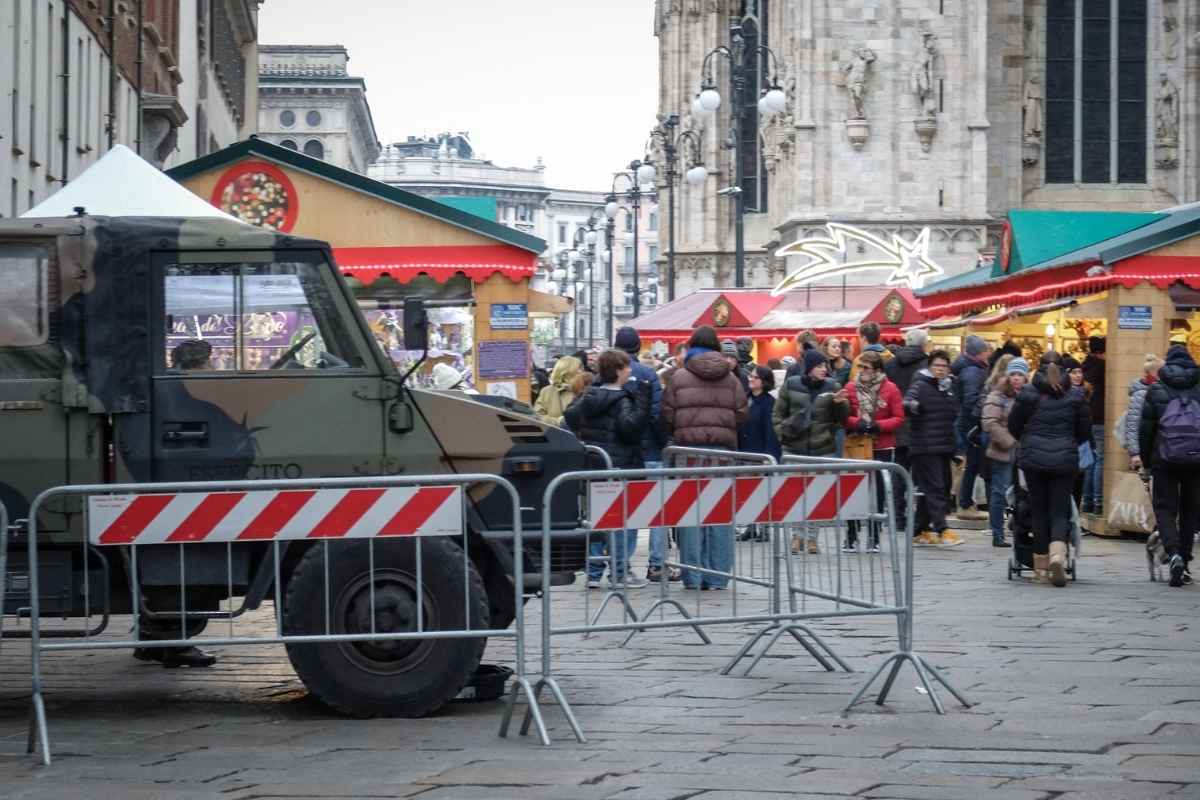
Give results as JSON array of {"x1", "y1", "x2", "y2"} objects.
[
  {"x1": 0, "y1": 501, "x2": 9, "y2": 658},
  {"x1": 503, "y1": 455, "x2": 971, "y2": 745},
  {"x1": 22, "y1": 473, "x2": 542, "y2": 765}
]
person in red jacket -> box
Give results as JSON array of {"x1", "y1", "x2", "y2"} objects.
[{"x1": 843, "y1": 350, "x2": 905, "y2": 552}]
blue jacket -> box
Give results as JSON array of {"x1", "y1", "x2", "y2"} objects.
[
  {"x1": 628, "y1": 360, "x2": 664, "y2": 462},
  {"x1": 951, "y1": 353, "x2": 988, "y2": 431},
  {"x1": 739, "y1": 392, "x2": 782, "y2": 461}
]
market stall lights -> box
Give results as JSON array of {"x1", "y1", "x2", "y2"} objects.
[
  {"x1": 1045, "y1": 323, "x2": 1056, "y2": 338},
  {"x1": 920, "y1": 271, "x2": 1200, "y2": 316}
]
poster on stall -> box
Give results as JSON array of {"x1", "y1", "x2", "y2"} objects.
[
  {"x1": 489, "y1": 303, "x2": 528, "y2": 331},
  {"x1": 477, "y1": 340, "x2": 528, "y2": 379}
]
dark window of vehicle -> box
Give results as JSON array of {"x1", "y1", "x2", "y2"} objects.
[
  {"x1": 0, "y1": 244, "x2": 50, "y2": 347},
  {"x1": 161, "y1": 258, "x2": 365, "y2": 374}
]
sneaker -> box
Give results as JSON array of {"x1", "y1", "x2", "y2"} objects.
[
  {"x1": 668, "y1": 567, "x2": 683, "y2": 582},
  {"x1": 992, "y1": 538, "x2": 1012, "y2": 548},
  {"x1": 842, "y1": 542, "x2": 858, "y2": 553},
  {"x1": 913, "y1": 531, "x2": 939, "y2": 547},
  {"x1": 956, "y1": 507, "x2": 987, "y2": 521},
  {"x1": 791, "y1": 536, "x2": 802, "y2": 554},
  {"x1": 620, "y1": 575, "x2": 648, "y2": 589},
  {"x1": 586, "y1": 578, "x2": 603, "y2": 589},
  {"x1": 1168, "y1": 555, "x2": 1186, "y2": 587},
  {"x1": 939, "y1": 531, "x2": 965, "y2": 547},
  {"x1": 1182, "y1": 568, "x2": 1193, "y2": 586},
  {"x1": 868, "y1": 544, "x2": 881, "y2": 554},
  {"x1": 807, "y1": 540, "x2": 820, "y2": 555},
  {"x1": 647, "y1": 566, "x2": 663, "y2": 582}
]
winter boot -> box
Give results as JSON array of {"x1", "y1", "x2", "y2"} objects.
[
  {"x1": 1032, "y1": 553, "x2": 1051, "y2": 584},
  {"x1": 1048, "y1": 541, "x2": 1068, "y2": 587}
]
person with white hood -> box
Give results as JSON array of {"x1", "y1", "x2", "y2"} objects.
[{"x1": 430, "y1": 362, "x2": 478, "y2": 394}]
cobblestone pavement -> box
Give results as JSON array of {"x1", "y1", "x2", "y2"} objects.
[{"x1": 1, "y1": 529, "x2": 1198, "y2": 799}]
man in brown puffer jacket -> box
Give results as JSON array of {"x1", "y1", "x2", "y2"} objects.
[{"x1": 661, "y1": 326, "x2": 748, "y2": 589}]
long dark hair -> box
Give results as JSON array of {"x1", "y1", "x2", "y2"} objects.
[
  {"x1": 752, "y1": 365, "x2": 775, "y2": 394},
  {"x1": 1044, "y1": 363, "x2": 1066, "y2": 396}
]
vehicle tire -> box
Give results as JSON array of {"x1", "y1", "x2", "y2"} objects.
[{"x1": 283, "y1": 537, "x2": 488, "y2": 718}]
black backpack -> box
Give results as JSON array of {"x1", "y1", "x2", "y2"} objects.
[{"x1": 966, "y1": 392, "x2": 987, "y2": 447}]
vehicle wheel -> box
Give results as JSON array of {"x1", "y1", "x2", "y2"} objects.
[{"x1": 283, "y1": 537, "x2": 488, "y2": 718}]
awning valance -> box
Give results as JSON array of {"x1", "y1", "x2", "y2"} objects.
[{"x1": 333, "y1": 244, "x2": 538, "y2": 286}]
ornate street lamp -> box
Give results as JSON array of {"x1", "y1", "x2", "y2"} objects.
[
  {"x1": 695, "y1": 17, "x2": 787, "y2": 288},
  {"x1": 572, "y1": 207, "x2": 607, "y2": 349},
  {"x1": 644, "y1": 115, "x2": 707, "y2": 302},
  {"x1": 606, "y1": 159, "x2": 655, "y2": 321}
]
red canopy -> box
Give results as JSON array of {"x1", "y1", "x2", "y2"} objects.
[{"x1": 333, "y1": 244, "x2": 538, "y2": 285}]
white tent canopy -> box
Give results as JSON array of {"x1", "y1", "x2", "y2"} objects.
[{"x1": 22, "y1": 145, "x2": 242, "y2": 221}]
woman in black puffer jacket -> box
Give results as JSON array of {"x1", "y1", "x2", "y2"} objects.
[
  {"x1": 1008, "y1": 356, "x2": 1091, "y2": 586},
  {"x1": 565, "y1": 349, "x2": 650, "y2": 470}
]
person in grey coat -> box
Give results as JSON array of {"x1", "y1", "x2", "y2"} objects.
[{"x1": 1125, "y1": 353, "x2": 1163, "y2": 470}]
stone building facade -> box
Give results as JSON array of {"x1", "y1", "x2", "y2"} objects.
[
  {"x1": 1, "y1": 0, "x2": 259, "y2": 218},
  {"x1": 655, "y1": 0, "x2": 1198, "y2": 293},
  {"x1": 257, "y1": 45, "x2": 380, "y2": 174}
]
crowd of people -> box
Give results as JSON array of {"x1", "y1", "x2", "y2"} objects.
[{"x1": 529, "y1": 322, "x2": 1200, "y2": 591}]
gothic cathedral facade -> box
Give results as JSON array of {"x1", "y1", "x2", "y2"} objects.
[{"x1": 655, "y1": 0, "x2": 1197, "y2": 293}]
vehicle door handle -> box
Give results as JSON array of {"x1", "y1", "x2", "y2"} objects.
[{"x1": 163, "y1": 422, "x2": 208, "y2": 443}]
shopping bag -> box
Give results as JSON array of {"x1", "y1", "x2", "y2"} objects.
[
  {"x1": 1106, "y1": 470, "x2": 1156, "y2": 534},
  {"x1": 844, "y1": 434, "x2": 874, "y2": 460},
  {"x1": 1078, "y1": 441, "x2": 1095, "y2": 470}
]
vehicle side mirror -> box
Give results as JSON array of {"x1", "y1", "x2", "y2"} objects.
[{"x1": 403, "y1": 298, "x2": 429, "y2": 352}]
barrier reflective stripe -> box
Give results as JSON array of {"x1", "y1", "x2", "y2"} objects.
[
  {"x1": 588, "y1": 473, "x2": 871, "y2": 530},
  {"x1": 88, "y1": 486, "x2": 463, "y2": 545}
]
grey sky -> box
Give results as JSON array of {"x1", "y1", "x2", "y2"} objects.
[{"x1": 258, "y1": 1, "x2": 659, "y2": 191}]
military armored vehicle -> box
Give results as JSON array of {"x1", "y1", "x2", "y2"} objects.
[{"x1": 0, "y1": 213, "x2": 589, "y2": 717}]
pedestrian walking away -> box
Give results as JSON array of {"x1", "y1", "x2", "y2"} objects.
[
  {"x1": 843, "y1": 350, "x2": 904, "y2": 552},
  {"x1": 981, "y1": 356, "x2": 1028, "y2": 547},
  {"x1": 775, "y1": 347, "x2": 850, "y2": 553},
  {"x1": 662, "y1": 325, "x2": 748, "y2": 589},
  {"x1": 1138, "y1": 344, "x2": 1200, "y2": 588},
  {"x1": 1008, "y1": 353, "x2": 1091, "y2": 586},
  {"x1": 903, "y1": 349, "x2": 964, "y2": 547},
  {"x1": 1123, "y1": 353, "x2": 1163, "y2": 472},
  {"x1": 614, "y1": 326, "x2": 672, "y2": 584},
  {"x1": 952, "y1": 335, "x2": 993, "y2": 520},
  {"x1": 564, "y1": 349, "x2": 651, "y2": 588},
  {"x1": 1081, "y1": 336, "x2": 1107, "y2": 513}
]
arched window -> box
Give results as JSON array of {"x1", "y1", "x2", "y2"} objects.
[
  {"x1": 279, "y1": 139, "x2": 298, "y2": 150},
  {"x1": 303, "y1": 139, "x2": 324, "y2": 160},
  {"x1": 1045, "y1": 0, "x2": 1147, "y2": 184}
]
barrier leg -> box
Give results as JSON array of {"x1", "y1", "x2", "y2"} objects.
[
  {"x1": 621, "y1": 598, "x2": 711, "y2": 647},
  {"x1": 875, "y1": 654, "x2": 908, "y2": 705},
  {"x1": 26, "y1": 687, "x2": 50, "y2": 766},
  {"x1": 842, "y1": 652, "x2": 903, "y2": 716},
  {"x1": 913, "y1": 654, "x2": 973, "y2": 710},
  {"x1": 515, "y1": 677, "x2": 585, "y2": 746},
  {"x1": 909, "y1": 654, "x2": 946, "y2": 715},
  {"x1": 584, "y1": 530, "x2": 637, "y2": 640},
  {"x1": 501, "y1": 676, "x2": 551, "y2": 746},
  {"x1": 788, "y1": 624, "x2": 853, "y2": 672},
  {"x1": 719, "y1": 624, "x2": 774, "y2": 676}
]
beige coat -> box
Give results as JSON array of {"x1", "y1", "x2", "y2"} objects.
[
  {"x1": 981, "y1": 385, "x2": 1019, "y2": 462},
  {"x1": 534, "y1": 356, "x2": 582, "y2": 426}
]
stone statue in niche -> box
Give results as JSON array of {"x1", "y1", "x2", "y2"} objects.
[
  {"x1": 1156, "y1": 72, "x2": 1180, "y2": 143},
  {"x1": 842, "y1": 47, "x2": 877, "y2": 120},
  {"x1": 910, "y1": 33, "x2": 938, "y2": 118},
  {"x1": 1022, "y1": 75, "x2": 1043, "y2": 141},
  {"x1": 1163, "y1": 17, "x2": 1180, "y2": 61}
]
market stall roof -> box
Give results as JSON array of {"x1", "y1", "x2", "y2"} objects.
[
  {"x1": 1029, "y1": 203, "x2": 1200, "y2": 272},
  {"x1": 629, "y1": 286, "x2": 915, "y2": 340},
  {"x1": 23, "y1": 145, "x2": 242, "y2": 220},
  {"x1": 166, "y1": 138, "x2": 544, "y2": 285},
  {"x1": 1001, "y1": 210, "x2": 1163, "y2": 276}
]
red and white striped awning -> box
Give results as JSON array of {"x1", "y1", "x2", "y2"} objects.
[{"x1": 332, "y1": 244, "x2": 538, "y2": 285}]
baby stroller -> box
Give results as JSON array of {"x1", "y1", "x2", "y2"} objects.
[{"x1": 1006, "y1": 469, "x2": 1080, "y2": 581}]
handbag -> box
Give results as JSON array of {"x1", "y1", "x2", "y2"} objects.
[
  {"x1": 844, "y1": 433, "x2": 874, "y2": 460},
  {"x1": 1106, "y1": 470, "x2": 1156, "y2": 534}
]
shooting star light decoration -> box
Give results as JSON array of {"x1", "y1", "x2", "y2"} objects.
[{"x1": 771, "y1": 223, "x2": 944, "y2": 296}]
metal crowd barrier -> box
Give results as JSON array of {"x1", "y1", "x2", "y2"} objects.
[
  {"x1": 0, "y1": 501, "x2": 9, "y2": 658},
  {"x1": 21, "y1": 473, "x2": 541, "y2": 765},
  {"x1": 503, "y1": 452, "x2": 971, "y2": 745}
]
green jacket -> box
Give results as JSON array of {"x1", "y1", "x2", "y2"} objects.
[{"x1": 772, "y1": 375, "x2": 848, "y2": 455}]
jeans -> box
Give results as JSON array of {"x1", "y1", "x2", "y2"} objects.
[
  {"x1": 1083, "y1": 424, "x2": 1105, "y2": 509},
  {"x1": 987, "y1": 458, "x2": 1013, "y2": 543},
  {"x1": 643, "y1": 460, "x2": 669, "y2": 569},
  {"x1": 677, "y1": 525, "x2": 734, "y2": 589},
  {"x1": 587, "y1": 529, "x2": 630, "y2": 581},
  {"x1": 958, "y1": 438, "x2": 986, "y2": 511},
  {"x1": 1151, "y1": 465, "x2": 1200, "y2": 564},
  {"x1": 1026, "y1": 470, "x2": 1075, "y2": 554}
]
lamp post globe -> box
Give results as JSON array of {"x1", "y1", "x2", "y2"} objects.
[
  {"x1": 636, "y1": 162, "x2": 657, "y2": 185},
  {"x1": 764, "y1": 86, "x2": 787, "y2": 114},
  {"x1": 699, "y1": 87, "x2": 722, "y2": 112},
  {"x1": 604, "y1": 200, "x2": 619, "y2": 219},
  {"x1": 686, "y1": 165, "x2": 708, "y2": 186},
  {"x1": 585, "y1": 229, "x2": 598, "y2": 245},
  {"x1": 691, "y1": 95, "x2": 705, "y2": 116}
]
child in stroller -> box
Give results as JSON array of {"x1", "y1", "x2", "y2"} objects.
[{"x1": 1006, "y1": 468, "x2": 1080, "y2": 581}]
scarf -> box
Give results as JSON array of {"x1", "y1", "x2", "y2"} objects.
[{"x1": 855, "y1": 369, "x2": 885, "y2": 425}]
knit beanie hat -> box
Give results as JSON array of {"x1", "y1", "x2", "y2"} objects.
[
  {"x1": 614, "y1": 326, "x2": 641, "y2": 355},
  {"x1": 721, "y1": 339, "x2": 739, "y2": 357},
  {"x1": 1088, "y1": 335, "x2": 1106, "y2": 354},
  {"x1": 803, "y1": 348, "x2": 829, "y2": 376},
  {"x1": 1006, "y1": 357, "x2": 1030, "y2": 377},
  {"x1": 964, "y1": 335, "x2": 988, "y2": 357}
]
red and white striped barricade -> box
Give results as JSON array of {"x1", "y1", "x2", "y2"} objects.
[
  {"x1": 587, "y1": 473, "x2": 871, "y2": 531},
  {"x1": 87, "y1": 486, "x2": 463, "y2": 545}
]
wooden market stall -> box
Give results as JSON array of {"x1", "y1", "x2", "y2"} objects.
[
  {"x1": 167, "y1": 138, "x2": 564, "y2": 403},
  {"x1": 916, "y1": 207, "x2": 1200, "y2": 536},
  {"x1": 629, "y1": 286, "x2": 927, "y2": 362}
]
